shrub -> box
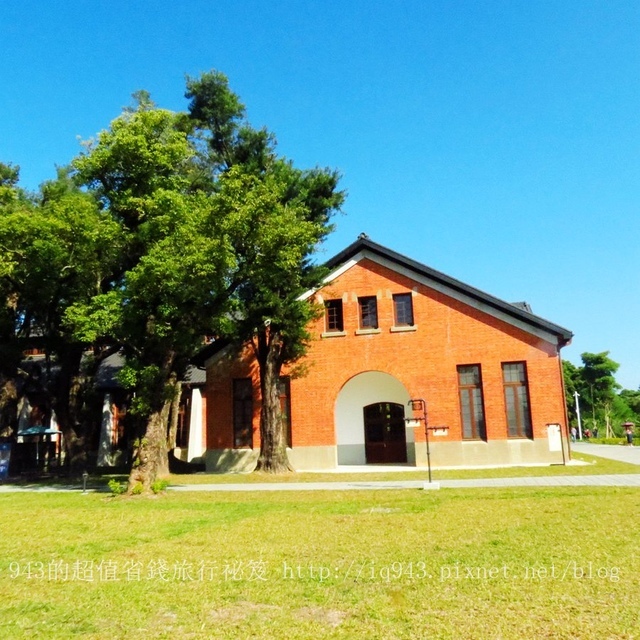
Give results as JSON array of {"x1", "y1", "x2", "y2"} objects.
[
  {"x1": 131, "y1": 482, "x2": 144, "y2": 495},
  {"x1": 107, "y1": 479, "x2": 126, "y2": 495},
  {"x1": 151, "y1": 479, "x2": 170, "y2": 494},
  {"x1": 586, "y1": 437, "x2": 630, "y2": 446}
]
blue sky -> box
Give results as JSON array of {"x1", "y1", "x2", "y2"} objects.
[{"x1": 2, "y1": 1, "x2": 639, "y2": 388}]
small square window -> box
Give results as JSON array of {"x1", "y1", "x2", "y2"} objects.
[
  {"x1": 358, "y1": 296, "x2": 378, "y2": 329},
  {"x1": 393, "y1": 293, "x2": 414, "y2": 326},
  {"x1": 325, "y1": 299, "x2": 344, "y2": 332}
]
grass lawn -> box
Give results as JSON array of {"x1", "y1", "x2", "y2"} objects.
[
  {"x1": 4, "y1": 451, "x2": 638, "y2": 491},
  {"x1": 1, "y1": 485, "x2": 639, "y2": 639},
  {"x1": 164, "y1": 450, "x2": 640, "y2": 485}
]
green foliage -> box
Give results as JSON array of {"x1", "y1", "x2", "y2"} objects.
[
  {"x1": 64, "y1": 291, "x2": 123, "y2": 343},
  {"x1": 564, "y1": 352, "x2": 639, "y2": 436},
  {"x1": 3, "y1": 68, "x2": 344, "y2": 479},
  {"x1": 107, "y1": 478, "x2": 126, "y2": 495},
  {"x1": 73, "y1": 107, "x2": 194, "y2": 230},
  {"x1": 619, "y1": 389, "x2": 640, "y2": 421},
  {"x1": 580, "y1": 351, "x2": 620, "y2": 404},
  {"x1": 588, "y1": 437, "x2": 628, "y2": 445},
  {"x1": 185, "y1": 70, "x2": 274, "y2": 176},
  {"x1": 0, "y1": 161, "x2": 31, "y2": 206},
  {"x1": 151, "y1": 478, "x2": 170, "y2": 494},
  {"x1": 131, "y1": 482, "x2": 144, "y2": 495},
  {"x1": 1, "y1": 176, "x2": 124, "y2": 346}
]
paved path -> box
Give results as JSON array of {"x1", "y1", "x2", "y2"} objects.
[
  {"x1": 1, "y1": 443, "x2": 639, "y2": 493},
  {"x1": 165, "y1": 474, "x2": 640, "y2": 492},
  {"x1": 571, "y1": 441, "x2": 640, "y2": 465},
  {"x1": 165, "y1": 443, "x2": 640, "y2": 491}
]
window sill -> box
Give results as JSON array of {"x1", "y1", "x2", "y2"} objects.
[
  {"x1": 355, "y1": 328, "x2": 381, "y2": 336},
  {"x1": 390, "y1": 325, "x2": 417, "y2": 333},
  {"x1": 321, "y1": 331, "x2": 347, "y2": 338}
]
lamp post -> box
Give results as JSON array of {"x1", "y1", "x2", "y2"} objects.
[
  {"x1": 574, "y1": 391, "x2": 583, "y2": 441},
  {"x1": 406, "y1": 399, "x2": 448, "y2": 484}
]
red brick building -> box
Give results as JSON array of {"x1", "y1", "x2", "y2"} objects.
[{"x1": 202, "y1": 236, "x2": 573, "y2": 471}]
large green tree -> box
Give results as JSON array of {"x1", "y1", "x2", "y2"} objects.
[
  {"x1": 69, "y1": 103, "x2": 234, "y2": 489},
  {"x1": 185, "y1": 72, "x2": 344, "y2": 472},
  {"x1": 0, "y1": 163, "x2": 30, "y2": 437},
  {"x1": 579, "y1": 352, "x2": 620, "y2": 437},
  {"x1": 214, "y1": 164, "x2": 343, "y2": 471},
  {"x1": 562, "y1": 352, "x2": 640, "y2": 438},
  {"x1": 0, "y1": 165, "x2": 123, "y2": 465},
  {"x1": 68, "y1": 71, "x2": 343, "y2": 487}
]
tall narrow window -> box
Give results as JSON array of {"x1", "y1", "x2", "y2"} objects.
[
  {"x1": 233, "y1": 379, "x2": 253, "y2": 448},
  {"x1": 277, "y1": 377, "x2": 292, "y2": 448},
  {"x1": 176, "y1": 394, "x2": 190, "y2": 449},
  {"x1": 393, "y1": 293, "x2": 414, "y2": 326},
  {"x1": 325, "y1": 299, "x2": 344, "y2": 332},
  {"x1": 502, "y1": 362, "x2": 532, "y2": 438},
  {"x1": 358, "y1": 296, "x2": 378, "y2": 329},
  {"x1": 457, "y1": 365, "x2": 486, "y2": 440}
]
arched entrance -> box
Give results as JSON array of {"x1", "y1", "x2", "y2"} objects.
[{"x1": 335, "y1": 371, "x2": 411, "y2": 465}]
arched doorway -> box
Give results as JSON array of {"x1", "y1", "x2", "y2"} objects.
[
  {"x1": 335, "y1": 371, "x2": 411, "y2": 465},
  {"x1": 363, "y1": 402, "x2": 408, "y2": 463}
]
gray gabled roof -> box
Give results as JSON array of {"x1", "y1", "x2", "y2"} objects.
[
  {"x1": 96, "y1": 351, "x2": 206, "y2": 389},
  {"x1": 323, "y1": 235, "x2": 573, "y2": 348}
]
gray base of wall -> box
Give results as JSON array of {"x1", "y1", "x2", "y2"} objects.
[
  {"x1": 204, "y1": 446, "x2": 338, "y2": 472},
  {"x1": 416, "y1": 438, "x2": 568, "y2": 468},
  {"x1": 205, "y1": 449, "x2": 258, "y2": 473},
  {"x1": 288, "y1": 446, "x2": 337, "y2": 470},
  {"x1": 204, "y1": 438, "x2": 568, "y2": 473}
]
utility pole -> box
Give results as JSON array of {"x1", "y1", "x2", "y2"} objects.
[{"x1": 574, "y1": 390, "x2": 583, "y2": 440}]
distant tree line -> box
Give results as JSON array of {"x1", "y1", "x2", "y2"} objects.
[{"x1": 563, "y1": 352, "x2": 640, "y2": 438}]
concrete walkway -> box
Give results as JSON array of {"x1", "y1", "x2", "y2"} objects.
[
  {"x1": 1, "y1": 442, "x2": 639, "y2": 493},
  {"x1": 165, "y1": 442, "x2": 640, "y2": 491},
  {"x1": 166, "y1": 474, "x2": 640, "y2": 492},
  {"x1": 571, "y1": 441, "x2": 640, "y2": 465}
]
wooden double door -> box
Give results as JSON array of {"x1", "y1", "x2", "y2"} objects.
[{"x1": 363, "y1": 402, "x2": 407, "y2": 464}]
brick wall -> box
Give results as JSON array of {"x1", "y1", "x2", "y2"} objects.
[{"x1": 206, "y1": 258, "x2": 567, "y2": 453}]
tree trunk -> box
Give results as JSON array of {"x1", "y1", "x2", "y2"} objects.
[
  {"x1": 167, "y1": 380, "x2": 182, "y2": 451},
  {"x1": 604, "y1": 403, "x2": 613, "y2": 439},
  {"x1": 0, "y1": 376, "x2": 18, "y2": 437},
  {"x1": 128, "y1": 405, "x2": 169, "y2": 492},
  {"x1": 127, "y1": 354, "x2": 175, "y2": 493},
  {"x1": 52, "y1": 343, "x2": 86, "y2": 473},
  {"x1": 255, "y1": 330, "x2": 292, "y2": 473}
]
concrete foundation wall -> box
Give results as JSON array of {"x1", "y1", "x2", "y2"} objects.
[
  {"x1": 204, "y1": 434, "x2": 568, "y2": 472},
  {"x1": 205, "y1": 448, "x2": 258, "y2": 473},
  {"x1": 205, "y1": 445, "x2": 339, "y2": 472},
  {"x1": 416, "y1": 437, "x2": 567, "y2": 468}
]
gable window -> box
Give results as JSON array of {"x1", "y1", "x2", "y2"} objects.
[
  {"x1": 277, "y1": 376, "x2": 292, "y2": 448},
  {"x1": 393, "y1": 293, "x2": 414, "y2": 327},
  {"x1": 457, "y1": 365, "x2": 486, "y2": 440},
  {"x1": 502, "y1": 362, "x2": 533, "y2": 438},
  {"x1": 358, "y1": 296, "x2": 378, "y2": 330},
  {"x1": 233, "y1": 378, "x2": 253, "y2": 448},
  {"x1": 325, "y1": 299, "x2": 344, "y2": 332}
]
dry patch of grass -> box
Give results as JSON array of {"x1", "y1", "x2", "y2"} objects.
[{"x1": 1, "y1": 487, "x2": 639, "y2": 638}]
